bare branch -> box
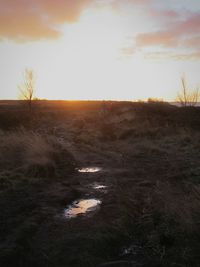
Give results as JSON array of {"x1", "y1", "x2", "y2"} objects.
[
  {"x1": 18, "y1": 69, "x2": 35, "y2": 112},
  {"x1": 177, "y1": 76, "x2": 199, "y2": 107}
]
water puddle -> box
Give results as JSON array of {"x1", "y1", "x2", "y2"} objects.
[
  {"x1": 120, "y1": 244, "x2": 142, "y2": 257},
  {"x1": 91, "y1": 183, "x2": 108, "y2": 192},
  {"x1": 93, "y1": 184, "x2": 107, "y2": 189},
  {"x1": 64, "y1": 199, "x2": 101, "y2": 218},
  {"x1": 78, "y1": 167, "x2": 102, "y2": 173}
]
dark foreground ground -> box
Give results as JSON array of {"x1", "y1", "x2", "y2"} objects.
[{"x1": 1, "y1": 100, "x2": 200, "y2": 267}]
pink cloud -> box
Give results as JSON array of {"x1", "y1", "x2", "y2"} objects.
[
  {"x1": 110, "y1": 0, "x2": 151, "y2": 12},
  {"x1": 174, "y1": 13, "x2": 200, "y2": 35},
  {"x1": 135, "y1": 12, "x2": 200, "y2": 50},
  {"x1": 149, "y1": 8, "x2": 179, "y2": 20},
  {"x1": 0, "y1": 0, "x2": 92, "y2": 41},
  {"x1": 136, "y1": 31, "x2": 178, "y2": 47}
]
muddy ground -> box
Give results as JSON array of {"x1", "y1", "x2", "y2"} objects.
[{"x1": 1, "y1": 101, "x2": 200, "y2": 267}]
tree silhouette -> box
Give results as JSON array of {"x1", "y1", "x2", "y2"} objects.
[
  {"x1": 18, "y1": 69, "x2": 35, "y2": 112},
  {"x1": 177, "y1": 76, "x2": 199, "y2": 107}
]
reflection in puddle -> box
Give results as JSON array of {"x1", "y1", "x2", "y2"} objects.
[
  {"x1": 92, "y1": 183, "x2": 107, "y2": 190},
  {"x1": 120, "y1": 244, "x2": 142, "y2": 257},
  {"x1": 65, "y1": 199, "x2": 101, "y2": 218},
  {"x1": 78, "y1": 167, "x2": 102, "y2": 173}
]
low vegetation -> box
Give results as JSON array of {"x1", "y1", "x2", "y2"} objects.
[
  {"x1": 0, "y1": 130, "x2": 76, "y2": 180},
  {"x1": 1, "y1": 100, "x2": 200, "y2": 267}
]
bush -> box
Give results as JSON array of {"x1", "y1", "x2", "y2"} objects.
[{"x1": 0, "y1": 130, "x2": 76, "y2": 178}]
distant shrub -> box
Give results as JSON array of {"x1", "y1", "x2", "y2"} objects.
[{"x1": 147, "y1": 98, "x2": 164, "y2": 103}]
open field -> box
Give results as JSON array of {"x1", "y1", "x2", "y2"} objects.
[{"x1": 1, "y1": 100, "x2": 200, "y2": 267}]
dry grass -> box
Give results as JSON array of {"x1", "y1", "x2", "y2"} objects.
[
  {"x1": 0, "y1": 129, "x2": 76, "y2": 178},
  {"x1": 1, "y1": 101, "x2": 200, "y2": 267}
]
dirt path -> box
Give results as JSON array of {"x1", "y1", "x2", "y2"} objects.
[
  {"x1": 2, "y1": 135, "x2": 200, "y2": 267},
  {"x1": 0, "y1": 138, "x2": 139, "y2": 267}
]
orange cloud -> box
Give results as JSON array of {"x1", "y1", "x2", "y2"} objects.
[{"x1": 0, "y1": 0, "x2": 92, "y2": 41}]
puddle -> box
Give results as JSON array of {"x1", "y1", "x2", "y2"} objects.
[
  {"x1": 78, "y1": 167, "x2": 102, "y2": 173},
  {"x1": 93, "y1": 185, "x2": 107, "y2": 189},
  {"x1": 120, "y1": 244, "x2": 142, "y2": 257},
  {"x1": 92, "y1": 183, "x2": 107, "y2": 190},
  {"x1": 64, "y1": 199, "x2": 101, "y2": 218}
]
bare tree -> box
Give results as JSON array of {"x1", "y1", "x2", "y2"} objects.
[
  {"x1": 18, "y1": 69, "x2": 35, "y2": 112},
  {"x1": 177, "y1": 76, "x2": 199, "y2": 107}
]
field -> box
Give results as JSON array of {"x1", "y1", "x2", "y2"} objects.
[{"x1": 1, "y1": 100, "x2": 200, "y2": 267}]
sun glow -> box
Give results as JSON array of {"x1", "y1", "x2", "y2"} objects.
[
  {"x1": 49, "y1": 8, "x2": 127, "y2": 100},
  {"x1": 0, "y1": 3, "x2": 199, "y2": 101},
  {"x1": 34, "y1": 8, "x2": 174, "y2": 101}
]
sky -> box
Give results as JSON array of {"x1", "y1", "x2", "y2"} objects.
[{"x1": 0, "y1": 0, "x2": 200, "y2": 101}]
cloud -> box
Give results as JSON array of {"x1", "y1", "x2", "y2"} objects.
[
  {"x1": 111, "y1": 0, "x2": 150, "y2": 6},
  {"x1": 131, "y1": 12, "x2": 200, "y2": 60},
  {"x1": 145, "y1": 51, "x2": 200, "y2": 61},
  {"x1": 172, "y1": 13, "x2": 200, "y2": 36},
  {"x1": 0, "y1": 0, "x2": 92, "y2": 41},
  {"x1": 171, "y1": 52, "x2": 200, "y2": 60},
  {"x1": 110, "y1": 0, "x2": 199, "y2": 59},
  {"x1": 184, "y1": 36, "x2": 200, "y2": 49},
  {"x1": 148, "y1": 8, "x2": 179, "y2": 20},
  {"x1": 109, "y1": 0, "x2": 152, "y2": 13},
  {"x1": 120, "y1": 46, "x2": 136, "y2": 56},
  {"x1": 136, "y1": 31, "x2": 178, "y2": 47},
  {"x1": 136, "y1": 12, "x2": 200, "y2": 47}
]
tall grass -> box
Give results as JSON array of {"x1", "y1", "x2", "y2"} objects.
[{"x1": 0, "y1": 129, "x2": 76, "y2": 178}]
